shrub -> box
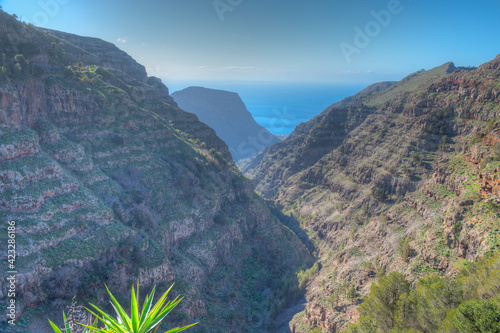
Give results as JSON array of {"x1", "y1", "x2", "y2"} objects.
[
  {"x1": 411, "y1": 154, "x2": 422, "y2": 165},
  {"x1": 327, "y1": 290, "x2": 340, "y2": 309},
  {"x1": 439, "y1": 136, "x2": 449, "y2": 150},
  {"x1": 372, "y1": 187, "x2": 389, "y2": 201},
  {"x1": 346, "y1": 284, "x2": 357, "y2": 301},
  {"x1": 397, "y1": 236, "x2": 412, "y2": 262},
  {"x1": 308, "y1": 328, "x2": 322, "y2": 333}
]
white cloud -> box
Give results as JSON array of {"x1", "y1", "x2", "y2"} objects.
[
  {"x1": 198, "y1": 66, "x2": 210, "y2": 69},
  {"x1": 117, "y1": 37, "x2": 127, "y2": 43},
  {"x1": 340, "y1": 69, "x2": 377, "y2": 74},
  {"x1": 221, "y1": 66, "x2": 256, "y2": 70}
]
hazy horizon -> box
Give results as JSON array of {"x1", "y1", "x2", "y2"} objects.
[{"x1": 167, "y1": 80, "x2": 368, "y2": 135}]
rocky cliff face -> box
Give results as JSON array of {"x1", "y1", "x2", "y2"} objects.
[
  {"x1": 172, "y1": 86, "x2": 281, "y2": 162},
  {"x1": 246, "y1": 57, "x2": 500, "y2": 332},
  {"x1": 0, "y1": 11, "x2": 312, "y2": 332}
]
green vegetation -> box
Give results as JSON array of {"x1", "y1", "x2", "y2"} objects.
[
  {"x1": 346, "y1": 283, "x2": 358, "y2": 301},
  {"x1": 49, "y1": 283, "x2": 196, "y2": 333},
  {"x1": 367, "y1": 63, "x2": 453, "y2": 106},
  {"x1": 397, "y1": 236, "x2": 412, "y2": 262},
  {"x1": 441, "y1": 300, "x2": 500, "y2": 332},
  {"x1": 297, "y1": 262, "x2": 320, "y2": 290},
  {"x1": 0, "y1": 10, "x2": 313, "y2": 333},
  {"x1": 49, "y1": 312, "x2": 97, "y2": 333},
  {"x1": 372, "y1": 187, "x2": 389, "y2": 201},
  {"x1": 343, "y1": 250, "x2": 500, "y2": 333},
  {"x1": 0, "y1": 51, "x2": 44, "y2": 83}
]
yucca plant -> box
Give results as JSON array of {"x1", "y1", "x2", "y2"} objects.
[
  {"x1": 81, "y1": 283, "x2": 197, "y2": 333},
  {"x1": 48, "y1": 311, "x2": 98, "y2": 333},
  {"x1": 48, "y1": 283, "x2": 196, "y2": 333}
]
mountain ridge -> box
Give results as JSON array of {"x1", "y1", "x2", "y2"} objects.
[
  {"x1": 0, "y1": 10, "x2": 313, "y2": 332},
  {"x1": 172, "y1": 86, "x2": 281, "y2": 162},
  {"x1": 43, "y1": 28, "x2": 148, "y2": 81},
  {"x1": 245, "y1": 56, "x2": 500, "y2": 332}
]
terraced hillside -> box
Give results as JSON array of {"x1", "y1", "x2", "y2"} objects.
[
  {"x1": 246, "y1": 57, "x2": 500, "y2": 332},
  {"x1": 0, "y1": 11, "x2": 313, "y2": 332}
]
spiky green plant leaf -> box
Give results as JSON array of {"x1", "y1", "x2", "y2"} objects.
[
  {"x1": 48, "y1": 311, "x2": 98, "y2": 333},
  {"x1": 80, "y1": 283, "x2": 197, "y2": 333}
]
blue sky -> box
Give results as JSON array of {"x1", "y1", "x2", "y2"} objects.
[{"x1": 2, "y1": 0, "x2": 500, "y2": 84}]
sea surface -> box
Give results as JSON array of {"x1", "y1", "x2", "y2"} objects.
[{"x1": 166, "y1": 81, "x2": 368, "y2": 136}]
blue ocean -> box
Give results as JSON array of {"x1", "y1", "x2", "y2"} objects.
[{"x1": 166, "y1": 81, "x2": 368, "y2": 136}]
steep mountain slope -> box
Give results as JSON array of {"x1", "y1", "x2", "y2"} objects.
[
  {"x1": 242, "y1": 81, "x2": 396, "y2": 197},
  {"x1": 0, "y1": 11, "x2": 312, "y2": 332},
  {"x1": 172, "y1": 86, "x2": 281, "y2": 162},
  {"x1": 246, "y1": 57, "x2": 500, "y2": 332}
]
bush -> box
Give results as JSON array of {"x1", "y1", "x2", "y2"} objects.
[
  {"x1": 372, "y1": 187, "x2": 389, "y2": 201},
  {"x1": 397, "y1": 236, "x2": 412, "y2": 262},
  {"x1": 327, "y1": 290, "x2": 341, "y2": 309},
  {"x1": 346, "y1": 284, "x2": 357, "y2": 301},
  {"x1": 308, "y1": 328, "x2": 322, "y2": 333},
  {"x1": 439, "y1": 136, "x2": 449, "y2": 150},
  {"x1": 412, "y1": 154, "x2": 422, "y2": 165}
]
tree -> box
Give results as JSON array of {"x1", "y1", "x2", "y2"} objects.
[
  {"x1": 64, "y1": 66, "x2": 75, "y2": 78},
  {"x1": 327, "y1": 290, "x2": 340, "y2": 309},
  {"x1": 440, "y1": 300, "x2": 500, "y2": 333},
  {"x1": 395, "y1": 275, "x2": 463, "y2": 332},
  {"x1": 13, "y1": 54, "x2": 30, "y2": 79},
  {"x1": 344, "y1": 250, "x2": 500, "y2": 333},
  {"x1": 357, "y1": 272, "x2": 410, "y2": 332},
  {"x1": 346, "y1": 284, "x2": 358, "y2": 301}
]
